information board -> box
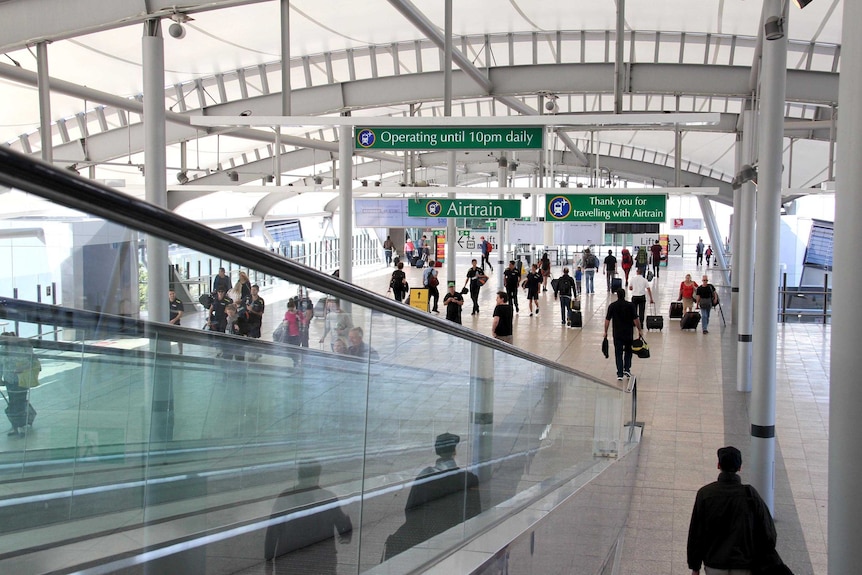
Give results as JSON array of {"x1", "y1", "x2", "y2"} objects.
[
  {"x1": 407, "y1": 199, "x2": 521, "y2": 219},
  {"x1": 356, "y1": 126, "x2": 543, "y2": 150},
  {"x1": 354, "y1": 199, "x2": 448, "y2": 227}
]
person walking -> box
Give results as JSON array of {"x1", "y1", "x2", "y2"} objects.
[
  {"x1": 705, "y1": 245, "x2": 713, "y2": 267},
  {"x1": 603, "y1": 289, "x2": 642, "y2": 381},
  {"x1": 212, "y1": 267, "x2": 232, "y2": 294},
  {"x1": 687, "y1": 446, "x2": 779, "y2": 575},
  {"x1": 383, "y1": 235, "x2": 394, "y2": 266},
  {"x1": 620, "y1": 248, "x2": 634, "y2": 284},
  {"x1": 443, "y1": 282, "x2": 464, "y2": 324},
  {"x1": 553, "y1": 267, "x2": 576, "y2": 327},
  {"x1": 503, "y1": 260, "x2": 522, "y2": 314},
  {"x1": 603, "y1": 250, "x2": 618, "y2": 292},
  {"x1": 464, "y1": 259, "x2": 487, "y2": 316},
  {"x1": 582, "y1": 249, "x2": 597, "y2": 294},
  {"x1": 423, "y1": 260, "x2": 440, "y2": 313},
  {"x1": 540, "y1": 252, "x2": 551, "y2": 291},
  {"x1": 678, "y1": 274, "x2": 698, "y2": 314},
  {"x1": 635, "y1": 246, "x2": 649, "y2": 277},
  {"x1": 628, "y1": 267, "x2": 654, "y2": 327},
  {"x1": 492, "y1": 291, "x2": 514, "y2": 344},
  {"x1": 650, "y1": 240, "x2": 663, "y2": 278},
  {"x1": 479, "y1": 236, "x2": 493, "y2": 272},
  {"x1": 695, "y1": 275, "x2": 718, "y2": 334},
  {"x1": 524, "y1": 263, "x2": 542, "y2": 316},
  {"x1": 389, "y1": 262, "x2": 408, "y2": 303},
  {"x1": 696, "y1": 238, "x2": 705, "y2": 266}
]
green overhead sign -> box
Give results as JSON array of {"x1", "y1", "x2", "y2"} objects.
[
  {"x1": 546, "y1": 194, "x2": 667, "y2": 222},
  {"x1": 408, "y1": 199, "x2": 521, "y2": 219},
  {"x1": 356, "y1": 126, "x2": 542, "y2": 150}
]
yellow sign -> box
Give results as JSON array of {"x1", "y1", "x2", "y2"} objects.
[{"x1": 409, "y1": 288, "x2": 430, "y2": 312}]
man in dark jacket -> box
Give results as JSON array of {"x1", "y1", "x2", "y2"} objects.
[
  {"x1": 553, "y1": 267, "x2": 576, "y2": 327},
  {"x1": 687, "y1": 446, "x2": 777, "y2": 575}
]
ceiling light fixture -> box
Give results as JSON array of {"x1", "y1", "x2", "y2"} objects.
[
  {"x1": 764, "y1": 16, "x2": 785, "y2": 41},
  {"x1": 168, "y1": 13, "x2": 192, "y2": 39},
  {"x1": 793, "y1": 0, "x2": 814, "y2": 8}
]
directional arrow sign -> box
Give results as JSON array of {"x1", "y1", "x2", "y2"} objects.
[{"x1": 668, "y1": 235, "x2": 684, "y2": 256}]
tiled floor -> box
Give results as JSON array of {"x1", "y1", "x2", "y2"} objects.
[{"x1": 348, "y1": 254, "x2": 829, "y2": 575}]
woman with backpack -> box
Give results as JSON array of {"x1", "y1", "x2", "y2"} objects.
[
  {"x1": 388, "y1": 262, "x2": 408, "y2": 302},
  {"x1": 621, "y1": 248, "x2": 634, "y2": 284}
]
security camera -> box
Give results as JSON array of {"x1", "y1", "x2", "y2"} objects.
[
  {"x1": 168, "y1": 22, "x2": 186, "y2": 39},
  {"x1": 523, "y1": 193, "x2": 531, "y2": 199},
  {"x1": 545, "y1": 100, "x2": 559, "y2": 113}
]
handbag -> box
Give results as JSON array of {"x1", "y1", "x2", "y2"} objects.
[
  {"x1": 477, "y1": 275, "x2": 489, "y2": 287},
  {"x1": 17, "y1": 358, "x2": 41, "y2": 389},
  {"x1": 601, "y1": 337, "x2": 609, "y2": 359},
  {"x1": 631, "y1": 337, "x2": 650, "y2": 358},
  {"x1": 272, "y1": 324, "x2": 287, "y2": 343}
]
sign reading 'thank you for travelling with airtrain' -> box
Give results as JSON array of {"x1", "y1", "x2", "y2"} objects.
[
  {"x1": 546, "y1": 194, "x2": 667, "y2": 223},
  {"x1": 355, "y1": 127, "x2": 543, "y2": 150},
  {"x1": 407, "y1": 199, "x2": 521, "y2": 219}
]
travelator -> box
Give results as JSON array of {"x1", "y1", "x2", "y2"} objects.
[{"x1": 0, "y1": 147, "x2": 642, "y2": 574}]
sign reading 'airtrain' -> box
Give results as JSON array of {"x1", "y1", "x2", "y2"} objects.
[{"x1": 407, "y1": 199, "x2": 521, "y2": 219}]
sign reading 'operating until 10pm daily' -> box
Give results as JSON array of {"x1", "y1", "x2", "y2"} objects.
[
  {"x1": 546, "y1": 194, "x2": 667, "y2": 223},
  {"x1": 356, "y1": 127, "x2": 543, "y2": 150},
  {"x1": 408, "y1": 199, "x2": 521, "y2": 219}
]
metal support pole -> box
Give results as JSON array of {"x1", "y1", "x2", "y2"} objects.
[
  {"x1": 737, "y1": 104, "x2": 756, "y2": 393},
  {"x1": 730, "y1": 132, "x2": 742, "y2": 324},
  {"x1": 698, "y1": 197, "x2": 729, "y2": 287},
  {"x1": 280, "y1": 0, "x2": 291, "y2": 115},
  {"x1": 613, "y1": 0, "x2": 626, "y2": 114},
  {"x1": 828, "y1": 105, "x2": 835, "y2": 181},
  {"x1": 470, "y1": 342, "x2": 494, "y2": 484},
  {"x1": 143, "y1": 20, "x2": 168, "y2": 322},
  {"x1": 496, "y1": 155, "x2": 507, "y2": 289},
  {"x1": 143, "y1": 19, "x2": 173, "y2": 444},
  {"x1": 445, "y1": 0, "x2": 457, "y2": 284},
  {"x1": 830, "y1": 0, "x2": 862, "y2": 571},
  {"x1": 674, "y1": 126, "x2": 682, "y2": 187},
  {"x1": 339, "y1": 124, "x2": 353, "y2": 285},
  {"x1": 751, "y1": 0, "x2": 787, "y2": 514},
  {"x1": 36, "y1": 42, "x2": 52, "y2": 164}
]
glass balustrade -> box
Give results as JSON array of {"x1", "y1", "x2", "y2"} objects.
[{"x1": 0, "y1": 156, "x2": 634, "y2": 574}]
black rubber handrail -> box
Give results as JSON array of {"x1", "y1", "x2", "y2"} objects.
[{"x1": 0, "y1": 146, "x2": 621, "y2": 392}]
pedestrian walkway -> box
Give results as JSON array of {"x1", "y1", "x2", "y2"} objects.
[{"x1": 349, "y1": 253, "x2": 828, "y2": 575}]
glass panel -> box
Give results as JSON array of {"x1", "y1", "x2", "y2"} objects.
[{"x1": 0, "y1": 183, "x2": 627, "y2": 574}]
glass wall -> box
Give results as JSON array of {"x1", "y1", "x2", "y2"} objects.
[{"x1": 0, "y1": 181, "x2": 630, "y2": 574}]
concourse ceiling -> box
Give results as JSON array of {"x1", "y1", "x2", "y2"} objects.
[{"x1": 0, "y1": 0, "x2": 845, "y2": 217}]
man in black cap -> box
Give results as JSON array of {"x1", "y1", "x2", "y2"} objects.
[
  {"x1": 443, "y1": 281, "x2": 464, "y2": 324},
  {"x1": 687, "y1": 446, "x2": 778, "y2": 575},
  {"x1": 384, "y1": 432, "x2": 481, "y2": 559}
]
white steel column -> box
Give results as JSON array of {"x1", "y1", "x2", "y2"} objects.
[
  {"x1": 445, "y1": 0, "x2": 457, "y2": 284},
  {"x1": 36, "y1": 42, "x2": 52, "y2": 164},
  {"x1": 731, "y1": 133, "x2": 742, "y2": 324},
  {"x1": 143, "y1": 20, "x2": 168, "y2": 324},
  {"x1": 470, "y1": 342, "x2": 494, "y2": 484},
  {"x1": 737, "y1": 104, "x2": 757, "y2": 393},
  {"x1": 496, "y1": 155, "x2": 507, "y2": 288},
  {"x1": 698, "y1": 197, "x2": 730, "y2": 288},
  {"x1": 280, "y1": 0, "x2": 291, "y2": 115},
  {"x1": 750, "y1": 0, "x2": 787, "y2": 513},
  {"x1": 830, "y1": 0, "x2": 862, "y2": 571},
  {"x1": 339, "y1": 124, "x2": 353, "y2": 284}
]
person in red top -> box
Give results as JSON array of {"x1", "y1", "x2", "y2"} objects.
[
  {"x1": 678, "y1": 274, "x2": 698, "y2": 314},
  {"x1": 649, "y1": 240, "x2": 663, "y2": 278},
  {"x1": 620, "y1": 248, "x2": 633, "y2": 284}
]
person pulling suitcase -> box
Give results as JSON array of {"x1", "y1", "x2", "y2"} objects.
[{"x1": 1, "y1": 332, "x2": 39, "y2": 437}]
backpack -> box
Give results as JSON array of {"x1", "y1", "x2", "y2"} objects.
[
  {"x1": 622, "y1": 250, "x2": 633, "y2": 266},
  {"x1": 646, "y1": 270, "x2": 654, "y2": 282},
  {"x1": 636, "y1": 249, "x2": 648, "y2": 265},
  {"x1": 198, "y1": 292, "x2": 214, "y2": 308},
  {"x1": 710, "y1": 285, "x2": 720, "y2": 305}
]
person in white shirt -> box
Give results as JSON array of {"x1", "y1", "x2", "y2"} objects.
[{"x1": 628, "y1": 267, "x2": 654, "y2": 327}]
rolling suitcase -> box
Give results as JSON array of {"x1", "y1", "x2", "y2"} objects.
[
  {"x1": 680, "y1": 311, "x2": 701, "y2": 330},
  {"x1": 611, "y1": 277, "x2": 623, "y2": 291},
  {"x1": 669, "y1": 301, "x2": 684, "y2": 319},
  {"x1": 646, "y1": 304, "x2": 663, "y2": 331},
  {"x1": 568, "y1": 310, "x2": 583, "y2": 328},
  {"x1": 1, "y1": 389, "x2": 36, "y2": 429}
]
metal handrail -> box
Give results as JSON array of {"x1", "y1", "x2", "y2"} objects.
[{"x1": 0, "y1": 146, "x2": 622, "y2": 392}]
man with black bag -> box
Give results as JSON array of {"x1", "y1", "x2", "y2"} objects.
[
  {"x1": 603, "y1": 289, "x2": 641, "y2": 381},
  {"x1": 553, "y1": 267, "x2": 576, "y2": 327},
  {"x1": 687, "y1": 446, "x2": 791, "y2": 575}
]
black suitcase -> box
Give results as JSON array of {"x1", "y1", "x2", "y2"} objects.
[
  {"x1": 568, "y1": 310, "x2": 583, "y2": 328},
  {"x1": 611, "y1": 277, "x2": 622, "y2": 291},
  {"x1": 1, "y1": 390, "x2": 36, "y2": 429},
  {"x1": 646, "y1": 304, "x2": 663, "y2": 331},
  {"x1": 669, "y1": 301, "x2": 684, "y2": 319},
  {"x1": 680, "y1": 311, "x2": 701, "y2": 330}
]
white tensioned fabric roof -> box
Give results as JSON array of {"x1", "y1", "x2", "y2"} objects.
[{"x1": 0, "y1": 0, "x2": 844, "y2": 219}]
